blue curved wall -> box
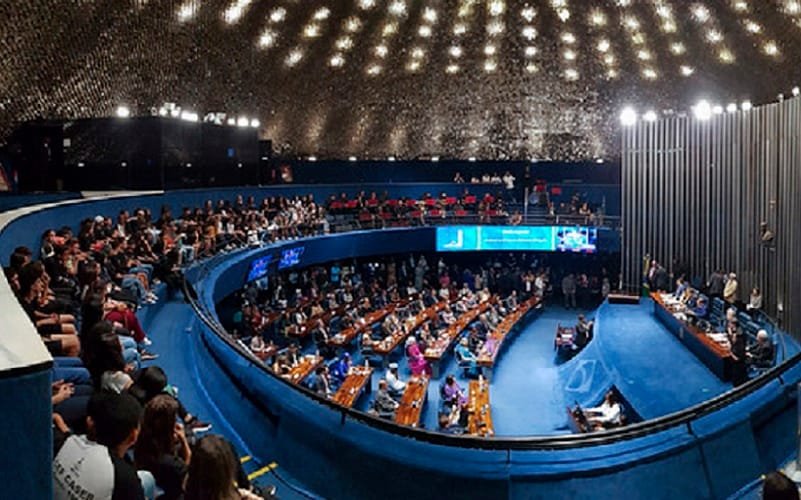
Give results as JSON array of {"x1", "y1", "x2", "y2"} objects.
[
  {"x1": 0, "y1": 189, "x2": 798, "y2": 499},
  {"x1": 192, "y1": 229, "x2": 801, "y2": 499}
]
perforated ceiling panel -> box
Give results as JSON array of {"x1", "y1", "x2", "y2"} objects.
[{"x1": 1, "y1": 0, "x2": 800, "y2": 160}]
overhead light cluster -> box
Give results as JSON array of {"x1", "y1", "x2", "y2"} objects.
[
  {"x1": 650, "y1": 1, "x2": 693, "y2": 77},
  {"x1": 689, "y1": 2, "x2": 736, "y2": 64},
  {"x1": 222, "y1": 0, "x2": 252, "y2": 25},
  {"x1": 520, "y1": 5, "x2": 538, "y2": 74},
  {"x1": 617, "y1": 5, "x2": 658, "y2": 81},
  {"x1": 176, "y1": 0, "x2": 199, "y2": 23},
  {"x1": 548, "y1": 0, "x2": 579, "y2": 81},
  {"x1": 587, "y1": 7, "x2": 618, "y2": 80}
]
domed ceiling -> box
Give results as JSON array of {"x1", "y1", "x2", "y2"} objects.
[{"x1": 2, "y1": 0, "x2": 801, "y2": 160}]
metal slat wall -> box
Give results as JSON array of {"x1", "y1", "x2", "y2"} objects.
[{"x1": 622, "y1": 97, "x2": 801, "y2": 335}]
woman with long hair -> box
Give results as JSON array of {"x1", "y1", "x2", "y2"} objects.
[
  {"x1": 135, "y1": 395, "x2": 192, "y2": 500},
  {"x1": 184, "y1": 435, "x2": 263, "y2": 500}
]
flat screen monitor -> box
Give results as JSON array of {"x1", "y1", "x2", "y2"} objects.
[
  {"x1": 278, "y1": 246, "x2": 305, "y2": 270},
  {"x1": 246, "y1": 255, "x2": 273, "y2": 282}
]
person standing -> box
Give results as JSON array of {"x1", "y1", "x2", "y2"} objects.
[
  {"x1": 562, "y1": 273, "x2": 577, "y2": 309},
  {"x1": 707, "y1": 269, "x2": 725, "y2": 299},
  {"x1": 724, "y1": 272, "x2": 738, "y2": 306}
]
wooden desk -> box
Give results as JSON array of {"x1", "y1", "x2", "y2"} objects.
[
  {"x1": 394, "y1": 376, "x2": 429, "y2": 427},
  {"x1": 424, "y1": 301, "x2": 489, "y2": 378},
  {"x1": 331, "y1": 366, "x2": 373, "y2": 408},
  {"x1": 373, "y1": 302, "x2": 445, "y2": 359},
  {"x1": 477, "y1": 297, "x2": 539, "y2": 379},
  {"x1": 467, "y1": 379, "x2": 494, "y2": 437},
  {"x1": 328, "y1": 303, "x2": 401, "y2": 348},
  {"x1": 282, "y1": 354, "x2": 323, "y2": 384},
  {"x1": 553, "y1": 325, "x2": 576, "y2": 358},
  {"x1": 253, "y1": 343, "x2": 279, "y2": 362},
  {"x1": 651, "y1": 292, "x2": 732, "y2": 380}
]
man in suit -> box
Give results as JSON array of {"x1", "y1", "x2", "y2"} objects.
[
  {"x1": 574, "y1": 314, "x2": 594, "y2": 350},
  {"x1": 562, "y1": 273, "x2": 577, "y2": 309},
  {"x1": 747, "y1": 330, "x2": 775, "y2": 368},
  {"x1": 707, "y1": 269, "x2": 725, "y2": 298}
]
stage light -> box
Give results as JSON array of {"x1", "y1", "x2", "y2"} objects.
[
  {"x1": 269, "y1": 7, "x2": 286, "y2": 23},
  {"x1": 227, "y1": 117, "x2": 236, "y2": 126},
  {"x1": 713, "y1": 105, "x2": 724, "y2": 114},
  {"x1": 308, "y1": 156, "x2": 317, "y2": 162},
  {"x1": 431, "y1": 156, "x2": 440, "y2": 162},
  {"x1": 449, "y1": 46, "x2": 463, "y2": 58},
  {"x1": 620, "y1": 107, "x2": 637, "y2": 127},
  {"x1": 180, "y1": 111, "x2": 198, "y2": 122},
  {"x1": 468, "y1": 157, "x2": 476, "y2": 162},
  {"x1": 77, "y1": 162, "x2": 85, "y2": 168},
  {"x1": 185, "y1": 163, "x2": 192, "y2": 168},
  {"x1": 237, "y1": 117, "x2": 249, "y2": 127},
  {"x1": 121, "y1": 161, "x2": 127, "y2": 168},
  {"x1": 116, "y1": 106, "x2": 131, "y2": 118},
  {"x1": 741, "y1": 100, "x2": 752, "y2": 111},
  {"x1": 595, "y1": 158, "x2": 604, "y2": 164},
  {"x1": 250, "y1": 119, "x2": 260, "y2": 128},
  {"x1": 170, "y1": 107, "x2": 181, "y2": 118},
  {"x1": 726, "y1": 103, "x2": 738, "y2": 113},
  {"x1": 158, "y1": 107, "x2": 168, "y2": 117},
  {"x1": 388, "y1": 156, "x2": 396, "y2": 161},
  {"x1": 793, "y1": 87, "x2": 800, "y2": 96},
  {"x1": 348, "y1": 156, "x2": 357, "y2": 162},
  {"x1": 692, "y1": 100, "x2": 712, "y2": 120},
  {"x1": 680, "y1": 65, "x2": 695, "y2": 77},
  {"x1": 643, "y1": 110, "x2": 658, "y2": 122}
]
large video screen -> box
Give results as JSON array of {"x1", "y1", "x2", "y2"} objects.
[
  {"x1": 246, "y1": 255, "x2": 273, "y2": 282},
  {"x1": 436, "y1": 226, "x2": 597, "y2": 253}
]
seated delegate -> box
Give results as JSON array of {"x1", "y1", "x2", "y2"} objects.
[
  {"x1": 747, "y1": 330, "x2": 775, "y2": 369},
  {"x1": 583, "y1": 390, "x2": 623, "y2": 430}
]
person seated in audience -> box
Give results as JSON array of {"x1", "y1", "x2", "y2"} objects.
[
  {"x1": 583, "y1": 390, "x2": 623, "y2": 430},
  {"x1": 311, "y1": 366, "x2": 332, "y2": 397},
  {"x1": 746, "y1": 287, "x2": 762, "y2": 318},
  {"x1": 478, "y1": 287, "x2": 491, "y2": 303},
  {"x1": 129, "y1": 366, "x2": 211, "y2": 434},
  {"x1": 438, "y1": 404, "x2": 467, "y2": 435},
  {"x1": 311, "y1": 318, "x2": 333, "y2": 357},
  {"x1": 53, "y1": 392, "x2": 147, "y2": 500},
  {"x1": 249, "y1": 333, "x2": 271, "y2": 357},
  {"x1": 329, "y1": 353, "x2": 352, "y2": 388},
  {"x1": 184, "y1": 435, "x2": 268, "y2": 500},
  {"x1": 747, "y1": 330, "x2": 775, "y2": 369},
  {"x1": 135, "y1": 394, "x2": 192, "y2": 500},
  {"x1": 441, "y1": 305, "x2": 456, "y2": 325},
  {"x1": 455, "y1": 338, "x2": 480, "y2": 376},
  {"x1": 761, "y1": 471, "x2": 800, "y2": 500},
  {"x1": 405, "y1": 336, "x2": 431, "y2": 376},
  {"x1": 372, "y1": 380, "x2": 399, "y2": 418},
  {"x1": 442, "y1": 375, "x2": 467, "y2": 408},
  {"x1": 467, "y1": 326, "x2": 484, "y2": 354},
  {"x1": 505, "y1": 290, "x2": 519, "y2": 312},
  {"x1": 385, "y1": 363, "x2": 406, "y2": 397}
]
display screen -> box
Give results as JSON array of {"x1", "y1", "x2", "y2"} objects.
[
  {"x1": 246, "y1": 255, "x2": 273, "y2": 282},
  {"x1": 278, "y1": 246, "x2": 305, "y2": 269},
  {"x1": 436, "y1": 226, "x2": 597, "y2": 253}
]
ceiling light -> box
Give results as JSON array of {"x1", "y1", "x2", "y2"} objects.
[
  {"x1": 793, "y1": 87, "x2": 800, "y2": 97},
  {"x1": 237, "y1": 117, "x2": 249, "y2": 127},
  {"x1": 620, "y1": 107, "x2": 637, "y2": 127},
  {"x1": 250, "y1": 119, "x2": 260, "y2": 128},
  {"x1": 643, "y1": 110, "x2": 658, "y2": 122},
  {"x1": 726, "y1": 103, "x2": 738, "y2": 113},
  {"x1": 115, "y1": 106, "x2": 131, "y2": 118},
  {"x1": 741, "y1": 100, "x2": 752, "y2": 111},
  {"x1": 693, "y1": 100, "x2": 712, "y2": 121}
]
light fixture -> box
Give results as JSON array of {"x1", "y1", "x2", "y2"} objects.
[
  {"x1": 308, "y1": 156, "x2": 318, "y2": 162},
  {"x1": 643, "y1": 110, "x2": 658, "y2": 122},
  {"x1": 726, "y1": 103, "x2": 738, "y2": 113},
  {"x1": 116, "y1": 106, "x2": 131, "y2": 118},
  {"x1": 431, "y1": 156, "x2": 440, "y2": 162},
  {"x1": 348, "y1": 156, "x2": 357, "y2": 162},
  {"x1": 741, "y1": 100, "x2": 752, "y2": 111},
  {"x1": 620, "y1": 107, "x2": 637, "y2": 127},
  {"x1": 388, "y1": 156, "x2": 396, "y2": 161},
  {"x1": 227, "y1": 118, "x2": 236, "y2": 126},
  {"x1": 250, "y1": 119, "x2": 260, "y2": 128},
  {"x1": 237, "y1": 117, "x2": 249, "y2": 127},
  {"x1": 595, "y1": 158, "x2": 604, "y2": 164},
  {"x1": 794, "y1": 87, "x2": 801, "y2": 97},
  {"x1": 468, "y1": 157, "x2": 476, "y2": 162},
  {"x1": 692, "y1": 100, "x2": 712, "y2": 121},
  {"x1": 713, "y1": 105, "x2": 724, "y2": 114}
]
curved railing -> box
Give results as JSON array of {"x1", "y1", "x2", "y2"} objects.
[{"x1": 182, "y1": 232, "x2": 801, "y2": 451}]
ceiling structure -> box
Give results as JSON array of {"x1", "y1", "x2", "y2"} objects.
[{"x1": 2, "y1": 0, "x2": 801, "y2": 161}]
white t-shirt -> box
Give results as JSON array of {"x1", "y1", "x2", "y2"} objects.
[{"x1": 53, "y1": 435, "x2": 115, "y2": 499}]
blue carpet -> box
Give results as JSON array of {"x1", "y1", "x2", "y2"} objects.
[{"x1": 142, "y1": 296, "x2": 314, "y2": 499}]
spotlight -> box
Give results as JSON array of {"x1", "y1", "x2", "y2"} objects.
[
  {"x1": 726, "y1": 103, "x2": 738, "y2": 113},
  {"x1": 348, "y1": 156, "x2": 357, "y2": 162},
  {"x1": 120, "y1": 161, "x2": 127, "y2": 168},
  {"x1": 741, "y1": 100, "x2": 752, "y2": 111},
  {"x1": 227, "y1": 118, "x2": 236, "y2": 126},
  {"x1": 77, "y1": 162, "x2": 85, "y2": 168},
  {"x1": 237, "y1": 117, "x2": 249, "y2": 127},
  {"x1": 158, "y1": 107, "x2": 168, "y2": 117},
  {"x1": 692, "y1": 100, "x2": 712, "y2": 121},
  {"x1": 619, "y1": 107, "x2": 637, "y2": 127},
  {"x1": 388, "y1": 156, "x2": 396, "y2": 161},
  {"x1": 186, "y1": 163, "x2": 192, "y2": 168},
  {"x1": 468, "y1": 157, "x2": 476, "y2": 162},
  {"x1": 793, "y1": 87, "x2": 800, "y2": 97},
  {"x1": 250, "y1": 119, "x2": 260, "y2": 128},
  {"x1": 713, "y1": 105, "x2": 724, "y2": 115},
  {"x1": 431, "y1": 156, "x2": 440, "y2": 162},
  {"x1": 237, "y1": 162, "x2": 243, "y2": 168},
  {"x1": 595, "y1": 158, "x2": 605, "y2": 164},
  {"x1": 170, "y1": 108, "x2": 181, "y2": 118},
  {"x1": 308, "y1": 156, "x2": 317, "y2": 162},
  {"x1": 115, "y1": 106, "x2": 131, "y2": 118},
  {"x1": 643, "y1": 110, "x2": 658, "y2": 122}
]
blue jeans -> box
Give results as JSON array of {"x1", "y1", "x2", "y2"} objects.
[
  {"x1": 137, "y1": 470, "x2": 157, "y2": 500},
  {"x1": 122, "y1": 276, "x2": 147, "y2": 304},
  {"x1": 119, "y1": 336, "x2": 141, "y2": 369},
  {"x1": 52, "y1": 358, "x2": 92, "y2": 385},
  {"x1": 129, "y1": 264, "x2": 153, "y2": 281}
]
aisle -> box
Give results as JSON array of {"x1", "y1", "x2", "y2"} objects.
[{"x1": 490, "y1": 307, "x2": 590, "y2": 436}]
